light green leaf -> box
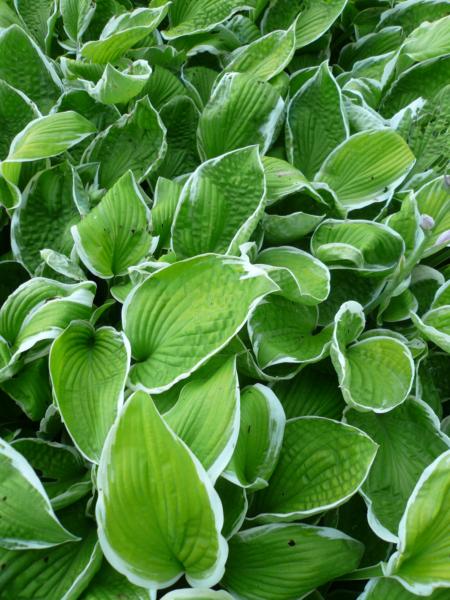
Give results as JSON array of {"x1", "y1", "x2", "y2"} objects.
[
  {"x1": 123, "y1": 254, "x2": 277, "y2": 393},
  {"x1": 172, "y1": 146, "x2": 265, "y2": 258},
  {"x1": 84, "y1": 96, "x2": 167, "y2": 188},
  {"x1": 315, "y1": 129, "x2": 415, "y2": 210},
  {"x1": 331, "y1": 302, "x2": 414, "y2": 412},
  {"x1": 257, "y1": 246, "x2": 330, "y2": 305},
  {"x1": 96, "y1": 390, "x2": 228, "y2": 589},
  {"x1": 224, "y1": 384, "x2": 285, "y2": 490},
  {"x1": 6, "y1": 112, "x2": 96, "y2": 162},
  {"x1": 81, "y1": 6, "x2": 169, "y2": 63},
  {"x1": 224, "y1": 21, "x2": 296, "y2": 81},
  {"x1": 215, "y1": 477, "x2": 248, "y2": 539},
  {"x1": 402, "y1": 15, "x2": 450, "y2": 62},
  {"x1": 286, "y1": 61, "x2": 348, "y2": 179},
  {"x1": 72, "y1": 171, "x2": 152, "y2": 279},
  {"x1": 0, "y1": 438, "x2": 77, "y2": 549},
  {"x1": 361, "y1": 577, "x2": 450, "y2": 600},
  {"x1": 311, "y1": 219, "x2": 405, "y2": 276},
  {"x1": 60, "y1": 0, "x2": 95, "y2": 42},
  {"x1": 50, "y1": 321, "x2": 130, "y2": 463},
  {"x1": 386, "y1": 450, "x2": 450, "y2": 595},
  {"x1": 197, "y1": 72, "x2": 284, "y2": 160},
  {"x1": 0, "y1": 25, "x2": 62, "y2": 113},
  {"x1": 378, "y1": 0, "x2": 450, "y2": 35},
  {"x1": 86, "y1": 60, "x2": 152, "y2": 106},
  {"x1": 40, "y1": 249, "x2": 87, "y2": 282},
  {"x1": 164, "y1": 357, "x2": 239, "y2": 482},
  {"x1": 162, "y1": 0, "x2": 252, "y2": 39},
  {"x1": 261, "y1": 156, "x2": 312, "y2": 205},
  {"x1": 222, "y1": 523, "x2": 363, "y2": 600},
  {"x1": 411, "y1": 305, "x2": 450, "y2": 353},
  {"x1": 249, "y1": 417, "x2": 377, "y2": 521},
  {"x1": 152, "y1": 177, "x2": 183, "y2": 250},
  {"x1": 262, "y1": 0, "x2": 347, "y2": 49},
  {"x1": 81, "y1": 562, "x2": 152, "y2": 600},
  {"x1": 416, "y1": 176, "x2": 450, "y2": 257},
  {"x1": 263, "y1": 211, "x2": 324, "y2": 245},
  {"x1": 161, "y1": 591, "x2": 232, "y2": 599},
  {"x1": 346, "y1": 398, "x2": 450, "y2": 541}
]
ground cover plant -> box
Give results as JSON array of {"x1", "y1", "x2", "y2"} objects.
[{"x1": 0, "y1": 0, "x2": 450, "y2": 598}]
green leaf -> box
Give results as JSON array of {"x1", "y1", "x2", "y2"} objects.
[
  {"x1": 123, "y1": 254, "x2": 277, "y2": 393},
  {"x1": 257, "y1": 246, "x2": 330, "y2": 305},
  {"x1": 72, "y1": 171, "x2": 152, "y2": 279},
  {"x1": 346, "y1": 398, "x2": 450, "y2": 541},
  {"x1": 249, "y1": 417, "x2": 377, "y2": 521},
  {"x1": 197, "y1": 72, "x2": 285, "y2": 160},
  {"x1": 50, "y1": 321, "x2": 130, "y2": 463},
  {"x1": 0, "y1": 25, "x2": 62, "y2": 113},
  {"x1": 222, "y1": 523, "x2": 364, "y2": 600},
  {"x1": 261, "y1": 156, "x2": 312, "y2": 205},
  {"x1": 311, "y1": 219, "x2": 405, "y2": 276},
  {"x1": 412, "y1": 305, "x2": 450, "y2": 353},
  {"x1": 361, "y1": 577, "x2": 450, "y2": 599},
  {"x1": 81, "y1": 6, "x2": 169, "y2": 63},
  {"x1": 84, "y1": 96, "x2": 167, "y2": 188},
  {"x1": 286, "y1": 61, "x2": 348, "y2": 179},
  {"x1": 386, "y1": 450, "x2": 450, "y2": 594},
  {"x1": 152, "y1": 177, "x2": 182, "y2": 250},
  {"x1": 164, "y1": 357, "x2": 239, "y2": 482},
  {"x1": 401, "y1": 15, "x2": 450, "y2": 62},
  {"x1": 416, "y1": 176, "x2": 450, "y2": 257},
  {"x1": 6, "y1": 112, "x2": 96, "y2": 162},
  {"x1": 163, "y1": 0, "x2": 252, "y2": 39},
  {"x1": 96, "y1": 390, "x2": 227, "y2": 589},
  {"x1": 81, "y1": 562, "x2": 152, "y2": 600},
  {"x1": 14, "y1": 0, "x2": 58, "y2": 52},
  {"x1": 331, "y1": 302, "x2": 414, "y2": 412},
  {"x1": 172, "y1": 146, "x2": 265, "y2": 258},
  {"x1": 215, "y1": 477, "x2": 248, "y2": 539},
  {"x1": 86, "y1": 61, "x2": 152, "y2": 106},
  {"x1": 0, "y1": 438, "x2": 78, "y2": 549},
  {"x1": 0, "y1": 80, "x2": 38, "y2": 161},
  {"x1": 60, "y1": 0, "x2": 95, "y2": 42},
  {"x1": 1, "y1": 357, "x2": 51, "y2": 420},
  {"x1": 223, "y1": 384, "x2": 285, "y2": 490},
  {"x1": 262, "y1": 0, "x2": 347, "y2": 49},
  {"x1": 161, "y1": 591, "x2": 232, "y2": 599},
  {"x1": 315, "y1": 129, "x2": 415, "y2": 210}
]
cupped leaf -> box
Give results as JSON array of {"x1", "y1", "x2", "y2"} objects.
[
  {"x1": 85, "y1": 61, "x2": 152, "y2": 106},
  {"x1": 311, "y1": 219, "x2": 405, "y2": 276},
  {"x1": 164, "y1": 357, "x2": 240, "y2": 482},
  {"x1": 346, "y1": 398, "x2": 450, "y2": 541},
  {"x1": 96, "y1": 390, "x2": 228, "y2": 589},
  {"x1": 286, "y1": 61, "x2": 348, "y2": 179},
  {"x1": 257, "y1": 246, "x2": 330, "y2": 305},
  {"x1": 261, "y1": 156, "x2": 311, "y2": 205},
  {"x1": 172, "y1": 146, "x2": 265, "y2": 258},
  {"x1": 249, "y1": 417, "x2": 377, "y2": 521},
  {"x1": 315, "y1": 129, "x2": 415, "y2": 210},
  {"x1": 50, "y1": 321, "x2": 130, "y2": 463},
  {"x1": 123, "y1": 254, "x2": 277, "y2": 393},
  {"x1": 81, "y1": 6, "x2": 169, "y2": 63},
  {"x1": 197, "y1": 72, "x2": 285, "y2": 160},
  {"x1": 386, "y1": 450, "x2": 450, "y2": 595},
  {"x1": 72, "y1": 171, "x2": 152, "y2": 279},
  {"x1": 84, "y1": 96, "x2": 166, "y2": 188},
  {"x1": 0, "y1": 438, "x2": 77, "y2": 549},
  {"x1": 223, "y1": 384, "x2": 285, "y2": 490},
  {"x1": 222, "y1": 523, "x2": 363, "y2": 600},
  {"x1": 411, "y1": 305, "x2": 450, "y2": 353}
]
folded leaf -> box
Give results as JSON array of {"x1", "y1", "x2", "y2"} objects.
[
  {"x1": 60, "y1": 0, "x2": 95, "y2": 42},
  {"x1": 96, "y1": 390, "x2": 228, "y2": 589},
  {"x1": 86, "y1": 61, "x2": 152, "y2": 106},
  {"x1": 222, "y1": 523, "x2": 364, "y2": 599},
  {"x1": 261, "y1": 156, "x2": 311, "y2": 205},
  {"x1": 172, "y1": 146, "x2": 265, "y2": 258},
  {"x1": 123, "y1": 254, "x2": 277, "y2": 393}
]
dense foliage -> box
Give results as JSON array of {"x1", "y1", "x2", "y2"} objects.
[{"x1": 0, "y1": 0, "x2": 450, "y2": 598}]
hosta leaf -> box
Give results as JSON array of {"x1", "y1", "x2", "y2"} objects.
[
  {"x1": 224, "y1": 21, "x2": 296, "y2": 81},
  {"x1": 416, "y1": 176, "x2": 450, "y2": 257},
  {"x1": 123, "y1": 254, "x2": 277, "y2": 393},
  {"x1": 164, "y1": 357, "x2": 239, "y2": 482},
  {"x1": 60, "y1": 0, "x2": 95, "y2": 42},
  {"x1": 172, "y1": 146, "x2": 265, "y2": 258},
  {"x1": 81, "y1": 562, "x2": 152, "y2": 600},
  {"x1": 401, "y1": 15, "x2": 450, "y2": 62},
  {"x1": 221, "y1": 523, "x2": 363, "y2": 600},
  {"x1": 0, "y1": 25, "x2": 62, "y2": 113},
  {"x1": 262, "y1": 0, "x2": 348, "y2": 49},
  {"x1": 331, "y1": 302, "x2": 414, "y2": 412},
  {"x1": 216, "y1": 477, "x2": 248, "y2": 539},
  {"x1": 11, "y1": 162, "x2": 80, "y2": 273},
  {"x1": 72, "y1": 171, "x2": 152, "y2": 279},
  {"x1": 14, "y1": 0, "x2": 57, "y2": 52},
  {"x1": 315, "y1": 129, "x2": 415, "y2": 210},
  {"x1": 412, "y1": 305, "x2": 450, "y2": 353},
  {"x1": 339, "y1": 27, "x2": 404, "y2": 70},
  {"x1": 152, "y1": 177, "x2": 182, "y2": 250},
  {"x1": 311, "y1": 219, "x2": 404, "y2": 276},
  {"x1": 263, "y1": 211, "x2": 324, "y2": 245},
  {"x1": 346, "y1": 398, "x2": 450, "y2": 541},
  {"x1": 0, "y1": 438, "x2": 77, "y2": 549},
  {"x1": 386, "y1": 450, "x2": 450, "y2": 594},
  {"x1": 84, "y1": 96, "x2": 166, "y2": 188},
  {"x1": 96, "y1": 390, "x2": 228, "y2": 589},
  {"x1": 50, "y1": 321, "x2": 130, "y2": 463},
  {"x1": 7, "y1": 112, "x2": 96, "y2": 162},
  {"x1": 162, "y1": 0, "x2": 252, "y2": 39},
  {"x1": 378, "y1": 0, "x2": 450, "y2": 35},
  {"x1": 85, "y1": 61, "x2": 152, "y2": 106},
  {"x1": 249, "y1": 417, "x2": 377, "y2": 521},
  {"x1": 361, "y1": 577, "x2": 450, "y2": 599},
  {"x1": 257, "y1": 246, "x2": 330, "y2": 305},
  {"x1": 261, "y1": 156, "x2": 311, "y2": 205},
  {"x1": 197, "y1": 72, "x2": 285, "y2": 160},
  {"x1": 1, "y1": 357, "x2": 51, "y2": 420},
  {"x1": 0, "y1": 80, "x2": 38, "y2": 161},
  {"x1": 161, "y1": 591, "x2": 232, "y2": 599},
  {"x1": 81, "y1": 6, "x2": 169, "y2": 63},
  {"x1": 223, "y1": 384, "x2": 285, "y2": 490},
  {"x1": 286, "y1": 61, "x2": 348, "y2": 179}
]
